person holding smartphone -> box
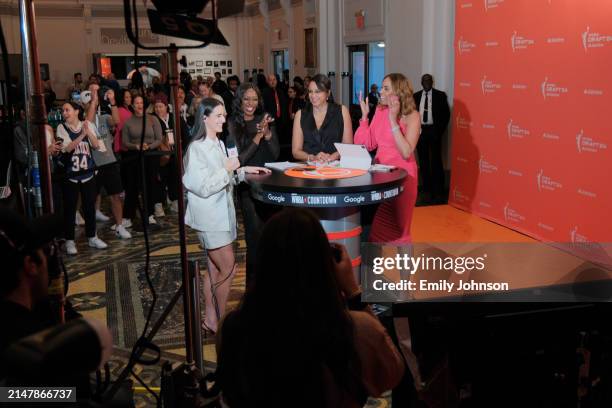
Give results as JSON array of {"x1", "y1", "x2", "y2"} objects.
[
  {"x1": 226, "y1": 83, "x2": 279, "y2": 285},
  {"x1": 216, "y1": 208, "x2": 404, "y2": 406},
  {"x1": 183, "y1": 97, "x2": 270, "y2": 334},
  {"x1": 355, "y1": 73, "x2": 421, "y2": 244}
]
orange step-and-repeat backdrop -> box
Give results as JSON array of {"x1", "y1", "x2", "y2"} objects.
[{"x1": 449, "y1": 0, "x2": 612, "y2": 243}]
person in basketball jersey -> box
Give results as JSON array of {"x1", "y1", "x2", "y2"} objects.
[{"x1": 57, "y1": 101, "x2": 108, "y2": 255}]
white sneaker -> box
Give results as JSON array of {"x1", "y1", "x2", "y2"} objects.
[
  {"x1": 75, "y1": 212, "x2": 85, "y2": 226},
  {"x1": 154, "y1": 203, "x2": 165, "y2": 217},
  {"x1": 170, "y1": 200, "x2": 178, "y2": 213},
  {"x1": 111, "y1": 219, "x2": 132, "y2": 231},
  {"x1": 65, "y1": 240, "x2": 78, "y2": 255},
  {"x1": 96, "y1": 210, "x2": 110, "y2": 222},
  {"x1": 115, "y1": 224, "x2": 132, "y2": 239},
  {"x1": 148, "y1": 215, "x2": 157, "y2": 225},
  {"x1": 88, "y1": 236, "x2": 108, "y2": 249}
]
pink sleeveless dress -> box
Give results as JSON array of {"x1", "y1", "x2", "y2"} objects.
[{"x1": 354, "y1": 107, "x2": 418, "y2": 244}]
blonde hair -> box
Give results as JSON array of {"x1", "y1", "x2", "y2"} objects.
[{"x1": 384, "y1": 73, "x2": 416, "y2": 118}]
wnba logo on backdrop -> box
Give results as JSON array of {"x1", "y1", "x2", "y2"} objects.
[
  {"x1": 511, "y1": 31, "x2": 535, "y2": 52},
  {"x1": 576, "y1": 129, "x2": 608, "y2": 153},
  {"x1": 503, "y1": 202, "x2": 525, "y2": 223},
  {"x1": 582, "y1": 26, "x2": 612, "y2": 52},
  {"x1": 541, "y1": 77, "x2": 568, "y2": 99},
  {"x1": 536, "y1": 169, "x2": 563, "y2": 192},
  {"x1": 478, "y1": 155, "x2": 498, "y2": 174},
  {"x1": 456, "y1": 114, "x2": 473, "y2": 129},
  {"x1": 507, "y1": 119, "x2": 530, "y2": 139},
  {"x1": 457, "y1": 36, "x2": 476, "y2": 55},
  {"x1": 484, "y1": 0, "x2": 504, "y2": 11},
  {"x1": 481, "y1": 75, "x2": 501, "y2": 95}
]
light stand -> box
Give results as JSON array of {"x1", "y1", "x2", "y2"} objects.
[{"x1": 103, "y1": 1, "x2": 223, "y2": 405}]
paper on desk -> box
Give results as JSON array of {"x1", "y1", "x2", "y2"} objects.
[{"x1": 264, "y1": 161, "x2": 306, "y2": 171}]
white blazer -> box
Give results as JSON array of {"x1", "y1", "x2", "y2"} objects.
[{"x1": 183, "y1": 137, "x2": 235, "y2": 232}]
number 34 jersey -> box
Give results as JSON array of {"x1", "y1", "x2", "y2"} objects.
[{"x1": 58, "y1": 122, "x2": 96, "y2": 182}]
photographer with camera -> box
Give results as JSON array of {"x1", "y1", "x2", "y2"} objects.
[
  {"x1": 0, "y1": 208, "x2": 62, "y2": 375},
  {"x1": 216, "y1": 208, "x2": 404, "y2": 407}
]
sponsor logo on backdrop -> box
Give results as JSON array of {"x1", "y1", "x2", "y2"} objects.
[
  {"x1": 478, "y1": 155, "x2": 498, "y2": 174},
  {"x1": 536, "y1": 169, "x2": 563, "y2": 192},
  {"x1": 456, "y1": 156, "x2": 469, "y2": 163},
  {"x1": 582, "y1": 26, "x2": 612, "y2": 52},
  {"x1": 538, "y1": 222, "x2": 555, "y2": 232},
  {"x1": 485, "y1": 41, "x2": 499, "y2": 47},
  {"x1": 460, "y1": 2, "x2": 473, "y2": 8},
  {"x1": 543, "y1": 132, "x2": 560, "y2": 140},
  {"x1": 481, "y1": 75, "x2": 502, "y2": 94},
  {"x1": 508, "y1": 169, "x2": 523, "y2": 177},
  {"x1": 459, "y1": 81, "x2": 472, "y2": 88},
  {"x1": 577, "y1": 188, "x2": 597, "y2": 198},
  {"x1": 456, "y1": 114, "x2": 473, "y2": 129},
  {"x1": 507, "y1": 119, "x2": 530, "y2": 139},
  {"x1": 453, "y1": 187, "x2": 470, "y2": 204},
  {"x1": 482, "y1": 123, "x2": 495, "y2": 129},
  {"x1": 511, "y1": 31, "x2": 535, "y2": 52},
  {"x1": 541, "y1": 77, "x2": 568, "y2": 99},
  {"x1": 576, "y1": 129, "x2": 608, "y2": 153},
  {"x1": 570, "y1": 226, "x2": 589, "y2": 243},
  {"x1": 503, "y1": 202, "x2": 525, "y2": 223},
  {"x1": 268, "y1": 193, "x2": 286, "y2": 203},
  {"x1": 584, "y1": 88, "x2": 604, "y2": 96},
  {"x1": 479, "y1": 201, "x2": 492, "y2": 208},
  {"x1": 484, "y1": 0, "x2": 504, "y2": 11},
  {"x1": 457, "y1": 36, "x2": 476, "y2": 55}
]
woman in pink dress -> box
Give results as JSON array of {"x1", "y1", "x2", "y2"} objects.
[
  {"x1": 114, "y1": 89, "x2": 133, "y2": 153},
  {"x1": 355, "y1": 73, "x2": 421, "y2": 244}
]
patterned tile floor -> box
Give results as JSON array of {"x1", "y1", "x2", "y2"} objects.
[{"x1": 65, "y1": 208, "x2": 392, "y2": 407}]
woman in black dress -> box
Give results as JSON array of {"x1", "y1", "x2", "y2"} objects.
[
  {"x1": 292, "y1": 74, "x2": 353, "y2": 163},
  {"x1": 226, "y1": 83, "x2": 279, "y2": 284}
]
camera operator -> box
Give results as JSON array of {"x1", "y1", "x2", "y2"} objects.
[{"x1": 0, "y1": 208, "x2": 62, "y2": 377}]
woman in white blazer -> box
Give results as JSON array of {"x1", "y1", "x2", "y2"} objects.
[{"x1": 183, "y1": 97, "x2": 269, "y2": 334}]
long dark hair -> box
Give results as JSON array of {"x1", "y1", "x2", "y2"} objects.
[
  {"x1": 217, "y1": 208, "x2": 363, "y2": 407},
  {"x1": 230, "y1": 84, "x2": 265, "y2": 150},
  {"x1": 118, "y1": 89, "x2": 133, "y2": 111},
  {"x1": 190, "y1": 97, "x2": 224, "y2": 143}
]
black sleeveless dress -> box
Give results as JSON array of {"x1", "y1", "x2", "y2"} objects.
[{"x1": 300, "y1": 103, "x2": 344, "y2": 155}]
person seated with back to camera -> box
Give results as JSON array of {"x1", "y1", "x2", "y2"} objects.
[
  {"x1": 215, "y1": 208, "x2": 405, "y2": 408},
  {"x1": 292, "y1": 74, "x2": 353, "y2": 163},
  {"x1": 183, "y1": 97, "x2": 270, "y2": 334}
]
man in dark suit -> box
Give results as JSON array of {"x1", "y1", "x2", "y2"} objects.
[
  {"x1": 414, "y1": 74, "x2": 450, "y2": 203},
  {"x1": 262, "y1": 73, "x2": 290, "y2": 145}
]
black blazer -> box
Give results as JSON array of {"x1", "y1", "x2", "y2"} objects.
[
  {"x1": 262, "y1": 87, "x2": 289, "y2": 123},
  {"x1": 414, "y1": 88, "x2": 450, "y2": 135}
]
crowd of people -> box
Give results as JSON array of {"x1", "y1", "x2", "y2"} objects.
[{"x1": 4, "y1": 64, "x2": 451, "y2": 405}]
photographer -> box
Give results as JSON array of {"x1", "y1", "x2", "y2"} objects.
[
  {"x1": 216, "y1": 208, "x2": 405, "y2": 407},
  {"x1": 0, "y1": 208, "x2": 62, "y2": 376}
]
